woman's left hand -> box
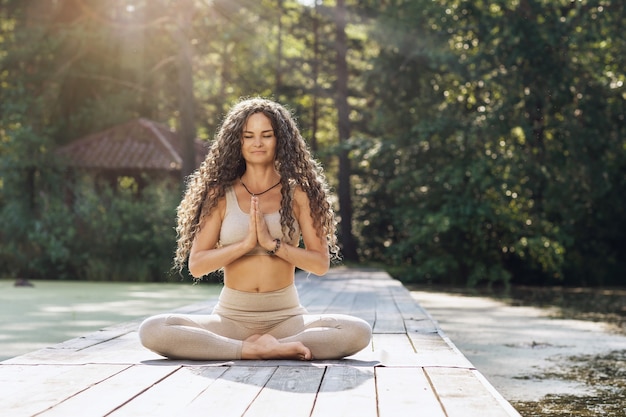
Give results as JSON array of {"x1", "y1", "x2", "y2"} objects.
[{"x1": 252, "y1": 196, "x2": 275, "y2": 251}]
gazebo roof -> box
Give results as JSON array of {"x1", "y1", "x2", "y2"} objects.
[{"x1": 56, "y1": 118, "x2": 207, "y2": 172}]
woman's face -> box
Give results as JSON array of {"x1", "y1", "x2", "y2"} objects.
[{"x1": 241, "y1": 112, "x2": 277, "y2": 165}]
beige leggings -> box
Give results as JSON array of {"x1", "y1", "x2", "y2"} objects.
[{"x1": 138, "y1": 284, "x2": 372, "y2": 360}]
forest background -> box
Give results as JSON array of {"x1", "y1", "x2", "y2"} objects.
[{"x1": 0, "y1": 0, "x2": 624, "y2": 288}]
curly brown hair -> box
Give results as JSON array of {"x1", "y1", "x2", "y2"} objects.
[{"x1": 173, "y1": 97, "x2": 340, "y2": 273}]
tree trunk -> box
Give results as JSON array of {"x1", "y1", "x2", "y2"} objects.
[
  {"x1": 311, "y1": 0, "x2": 320, "y2": 153},
  {"x1": 276, "y1": 0, "x2": 283, "y2": 94},
  {"x1": 334, "y1": 0, "x2": 358, "y2": 261},
  {"x1": 175, "y1": 0, "x2": 197, "y2": 182}
]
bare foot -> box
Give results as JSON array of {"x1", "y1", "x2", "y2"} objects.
[{"x1": 242, "y1": 334, "x2": 312, "y2": 360}]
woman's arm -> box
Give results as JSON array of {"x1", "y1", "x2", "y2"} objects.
[
  {"x1": 256, "y1": 188, "x2": 330, "y2": 276},
  {"x1": 187, "y1": 197, "x2": 257, "y2": 278}
]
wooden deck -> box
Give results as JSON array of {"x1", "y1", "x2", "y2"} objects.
[{"x1": 0, "y1": 268, "x2": 521, "y2": 417}]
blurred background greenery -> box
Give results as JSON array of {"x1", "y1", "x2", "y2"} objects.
[{"x1": 1, "y1": 0, "x2": 624, "y2": 287}]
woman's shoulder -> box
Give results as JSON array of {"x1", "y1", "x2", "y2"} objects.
[
  {"x1": 291, "y1": 183, "x2": 313, "y2": 219},
  {"x1": 291, "y1": 183, "x2": 308, "y2": 202},
  {"x1": 205, "y1": 183, "x2": 234, "y2": 217},
  {"x1": 206, "y1": 182, "x2": 236, "y2": 199}
]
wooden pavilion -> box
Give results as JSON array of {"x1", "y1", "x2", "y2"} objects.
[{"x1": 56, "y1": 118, "x2": 207, "y2": 189}]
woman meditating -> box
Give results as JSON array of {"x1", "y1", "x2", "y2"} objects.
[{"x1": 139, "y1": 97, "x2": 372, "y2": 360}]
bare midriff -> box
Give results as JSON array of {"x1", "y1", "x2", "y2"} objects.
[{"x1": 223, "y1": 254, "x2": 295, "y2": 293}]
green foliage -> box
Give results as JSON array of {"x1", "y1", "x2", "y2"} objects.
[
  {"x1": 70, "y1": 182, "x2": 179, "y2": 282},
  {"x1": 352, "y1": 0, "x2": 625, "y2": 287},
  {"x1": 0, "y1": 172, "x2": 180, "y2": 281},
  {"x1": 1, "y1": 0, "x2": 624, "y2": 286}
]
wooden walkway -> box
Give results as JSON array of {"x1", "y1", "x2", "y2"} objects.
[{"x1": 0, "y1": 268, "x2": 521, "y2": 417}]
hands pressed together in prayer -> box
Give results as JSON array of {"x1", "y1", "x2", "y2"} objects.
[{"x1": 242, "y1": 196, "x2": 279, "y2": 254}]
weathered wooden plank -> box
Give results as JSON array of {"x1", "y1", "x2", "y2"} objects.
[
  {"x1": 388, "y1": 278, "x2": 434, "y2": 327},
  {"x1": 408, "y1": 331, "x2": 474, "y2": 368},
  {"x1": 323, "y1": 283, "x2": 358, "y2": 315},
  {"x1": 376, "y1": 367, "x2": 446, "y2": 417},
  {"x1": 403, "y1": 317, "x2": 438, "y2": 334},
  {"x1": 75, "y1": 332, "x2": 157, "y2": 364},
  {"x1": 425, "y1": 367, "x2": 521, "y2": 417},
  {"x1": 0, "y1": 364, "x2": 79, "y2": 403},
  {"x1": 310, "y1": 366, "x2": 377, "y2": 417},
  {"x1": 0, "y1": 364, "x2": 130, "y2": 417},
  {"x1": 183, "y1": 366, "x2": 276, "y2": 417},
  {"x1": 0, "y1": 326, "x2": 136, "y2": 365},
  {"x1": 53, "y1": 326, "x2": 136, "y2": 350},
  {"x1": 295, "y1": 272, "x2": 330, "y2": 300},
  {"x1": 300, "y1": 278, "x2": 350, "y2": 314},
  {"x1": 108, "y1": 366, "x2": 228, "y2": 417},
  {"x1": 351, "y1": 289, "x2": 377, "y2": 328},
  {"x1": 373, "y1": 288, "x2": 406, "y2": 334},
  {"x1": 6, "y1": 331, "x2": 155, "y2": 366},
  {"x1": 36, "y1": 365, "x2": 177, "y2": 417},
  {"x1": 0, "y1": 348, "x2": 90, "y2": 365},
  {"x1": 376, "y1": 277, "x2": 447, "y2": 336},
  {"x1": 372, "y1": 333, "x2": 417, "y2": 366},
  {"x1": 243, "y1": 366, "x2": 325, "y2": 417},
  {"x1": 470, "y1": 369, "x2": 523, "y2": 417},
  {"x1": 2, "y1": 322, "x2": 145, "y2": 365}
]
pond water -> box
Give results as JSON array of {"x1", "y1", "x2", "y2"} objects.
[
  {"x1": 0, "y1": 279, "x2": 221, "y2": 362},
  {"x1": 410, "y1": 285, "x2": 626, "y2": 417}
]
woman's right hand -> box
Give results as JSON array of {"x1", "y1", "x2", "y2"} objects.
[{"x1": 241, "y1": 196, "x2": 260, "y2": 252}]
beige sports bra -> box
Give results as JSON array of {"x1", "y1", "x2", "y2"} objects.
[{"x1": 219, "y1": 186, "x2": 301, "y2": 255}]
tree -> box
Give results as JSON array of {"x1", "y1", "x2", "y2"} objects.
[
  {"x1": 333, "y1": 0, "x2": 358, "y2": 260},
  {"x1": 173, "y1": 0, "x2": 197, "y2": 181},
  {"x1": 353, "y1": 0, "x2": 626, "y2": 286},
  {"x1": 2, "y1": 0, "x2": 623, "y2": 285}
]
